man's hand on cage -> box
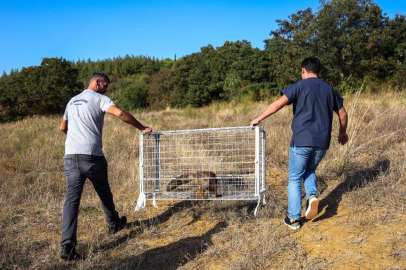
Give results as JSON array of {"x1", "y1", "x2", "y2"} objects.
[
  {"x1": 142, "y1": 126, "x2": 153, "y2": 134},
  {"x1": 250, "y1": 119, "x2": 260, "y2": 126}
]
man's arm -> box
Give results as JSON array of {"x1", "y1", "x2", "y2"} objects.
[
  {"x1": 337, "y1": 107, "x2": 349, "y2": 145},
  {"x1": 107, "y1": 105, "x2": 152, "y2": 133},
  {"x1": 60, "y1": 119, "x2": 68, "y2": 135},
  {"x1": 250, "y1": 95, "x2": 290, "y2": 126}
]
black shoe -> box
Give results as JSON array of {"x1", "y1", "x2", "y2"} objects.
[
  {"x1": 108, "y1": 216, "x2": 127, "y2": 234},
  {"x1": 60, "y1": 244, "x2": 79, "y2": 261},
  {"x1": 284, "y1": 216, "x2": 301, "y2": 230}
]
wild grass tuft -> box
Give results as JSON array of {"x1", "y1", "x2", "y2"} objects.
[{"x1": 0, "y1": 91, "x2": 405, "y2": 269}]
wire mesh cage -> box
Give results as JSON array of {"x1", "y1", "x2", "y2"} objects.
[{"x1": 135, "y1": 126, "x2": 266, "y2": 213}]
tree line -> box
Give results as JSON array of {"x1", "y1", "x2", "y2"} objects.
[{"x1": 1, "y1": 0, "x2": 405, "y2": 122}]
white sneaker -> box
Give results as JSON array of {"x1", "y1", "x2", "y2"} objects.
[{"x1": 305, "y1": 194, "x2": 319, "y2": 220}]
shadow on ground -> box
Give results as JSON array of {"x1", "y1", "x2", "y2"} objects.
[
  {"x1": 97, "y1": 201, "x2": 195, "y2": 252},
  {"x1": 50, "y1": 200, "x2": 257, "y2": 268},
  {"x1": 313, "y1": 159, "x2": 390, "y2": 222},
  {"x1": 107, "y1": 221, "x2": 228, "y2": 270},
  {"x1": 48, "y1": 201, "x2": 196, "y2": 269},
  {"x1": 212, "y1": 201, "x2": 258, "y2": 215}
]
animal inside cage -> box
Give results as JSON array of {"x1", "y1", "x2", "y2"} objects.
[{"x1": 135, "y1": 126, "x2": 267, "y2": 214}]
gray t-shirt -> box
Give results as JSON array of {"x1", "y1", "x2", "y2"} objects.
[{"x1": 63, "y1": 90, "x2": 115, "y2": 156}]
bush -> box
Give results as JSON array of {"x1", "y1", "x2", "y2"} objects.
[{"x1": 118, "y1": 83, "x2": 149, "y2": 110}]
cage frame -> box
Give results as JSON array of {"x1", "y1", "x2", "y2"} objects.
[{"x1": 136, "y1": 126, "x2": 267, "y2": 215}]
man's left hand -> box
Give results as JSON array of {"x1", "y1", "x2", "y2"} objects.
[{"x1": 338, "y1": 132, "x2": 349, "y2": 145}]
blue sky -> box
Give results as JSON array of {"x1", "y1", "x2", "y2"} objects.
[{"x1": 1, "y1": 0, "x2": 405, "y2": 74}]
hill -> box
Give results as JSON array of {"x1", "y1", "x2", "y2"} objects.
[{"x1": 0, "y1": 91, "x2": 405, "y2": 269}]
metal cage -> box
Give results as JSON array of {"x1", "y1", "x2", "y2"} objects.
[{"x1": 136, "y1": 126, "x2": 266, "y2": 214}]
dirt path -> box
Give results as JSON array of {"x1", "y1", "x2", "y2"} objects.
[
  {"x1": 128, "y1": 173, "x2": 406, "y2": 269},
  {"x1": 293, "y1": 181, "x2": 406, "y2": 270}
]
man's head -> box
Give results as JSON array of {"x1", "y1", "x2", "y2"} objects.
[
  {"x1": 301, "y1": 57, "x2": 321, "y2": 79},
  {"x1": 89, "y1": 72, "x2": 110, "y2": 94}
]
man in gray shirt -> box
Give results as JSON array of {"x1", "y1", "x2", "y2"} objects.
[{"x1": 59, "y1": 72, "x2": 152, "y2": 260}]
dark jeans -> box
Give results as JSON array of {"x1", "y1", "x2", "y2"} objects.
[{"x1": 61, "y1": 154, "x2": 120, "y2": 246}]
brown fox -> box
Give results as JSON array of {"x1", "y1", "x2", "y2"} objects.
[{"x1": 166, "y1": 171, "x2": 219, "y2": 199}]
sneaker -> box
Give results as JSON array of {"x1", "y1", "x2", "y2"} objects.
[
  {"x1": 305, "y1": 194, "x2": 319, "y2": 220},
  {"x1": 60, "y1": 244, "x2": 79, "y2": 261},
  {"x1": 284, "y1": 216, "x2": 301, "y2": 230},
  {"x1": 108, "y1": 216, "x2": 127, "y2": 234}
]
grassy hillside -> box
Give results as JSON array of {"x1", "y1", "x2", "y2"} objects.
[{"x1": 0, "y1": 91, "x2": 405, "y2": 269}]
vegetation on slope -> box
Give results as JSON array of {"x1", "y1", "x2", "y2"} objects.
[{"x1": 0, "y1": 91, "x2": 405, "y2": 269}]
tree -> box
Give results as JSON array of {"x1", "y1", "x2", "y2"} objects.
[
  {"x1": 263, "y1": 0, "x2": 401, "y2": 91},
  {"x1": 0, "y1": 57, "x2": 82, "y2": 121},
  {"x1": 171, "y1": 40, "x2": 272, "y2": 106},
  {"x1": 381, "y1": 14, "x2": 406, "y2": 88},
  {"x1": 148, "y1": 68, "x2": 174, "y2": 110},
  {"x1": 264, "y1": 8, "x2": 316, "y2": 89},
  {"x1": 314, "y1": 0, "x2": 387, "y2": 87},
  {"x1": 118, "y1": 83, "x2": 149, "y2": 110}
]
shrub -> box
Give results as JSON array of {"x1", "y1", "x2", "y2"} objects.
[{"x1": 118, "y1": 83, "x2": 149, "y2": 110}]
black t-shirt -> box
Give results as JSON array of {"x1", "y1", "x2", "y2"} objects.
[{"x1": 281, "y1": 77, "x2": 343, "y2": 149}]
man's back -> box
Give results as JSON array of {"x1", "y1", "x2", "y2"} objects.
[
  {"x1": 282, "y1": 77, "x2": 343, "y2": 149},
  {"x1": 63, "y1": 90, "x2": 114, "y2": 156},
  {"x1": 249, "y1": 57, "x2": 348, "y2": 229},
  {"x1": 59, "y1": 72, "x2": 152, "y2": 260}
]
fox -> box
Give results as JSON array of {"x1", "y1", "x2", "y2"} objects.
[{"x1": 166, "y1": 171, "x2": 220, "y2": 200}]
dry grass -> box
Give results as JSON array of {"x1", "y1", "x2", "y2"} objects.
[{"x1": 0, "y1": 91, "x2": 405, "y2": 269}]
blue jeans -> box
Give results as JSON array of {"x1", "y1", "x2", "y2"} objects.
[
  {"x1": 61, "y1": 154, "x2": 120, "y2": 246},
  {"x1": 287, "y1": 147, "x2": 327, "y2": 220}
]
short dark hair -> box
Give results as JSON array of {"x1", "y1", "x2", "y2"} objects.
[
  {"x1": 301, "y1": 57, "x2": 321, "y2": 74},
  {"x1": 90, "y1": 71, "x2": 110, "y2": 84}
]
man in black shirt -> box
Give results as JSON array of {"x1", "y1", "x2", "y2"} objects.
[{"x1": 250, "y1": 57, "x2": 348, "y2": 229}]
